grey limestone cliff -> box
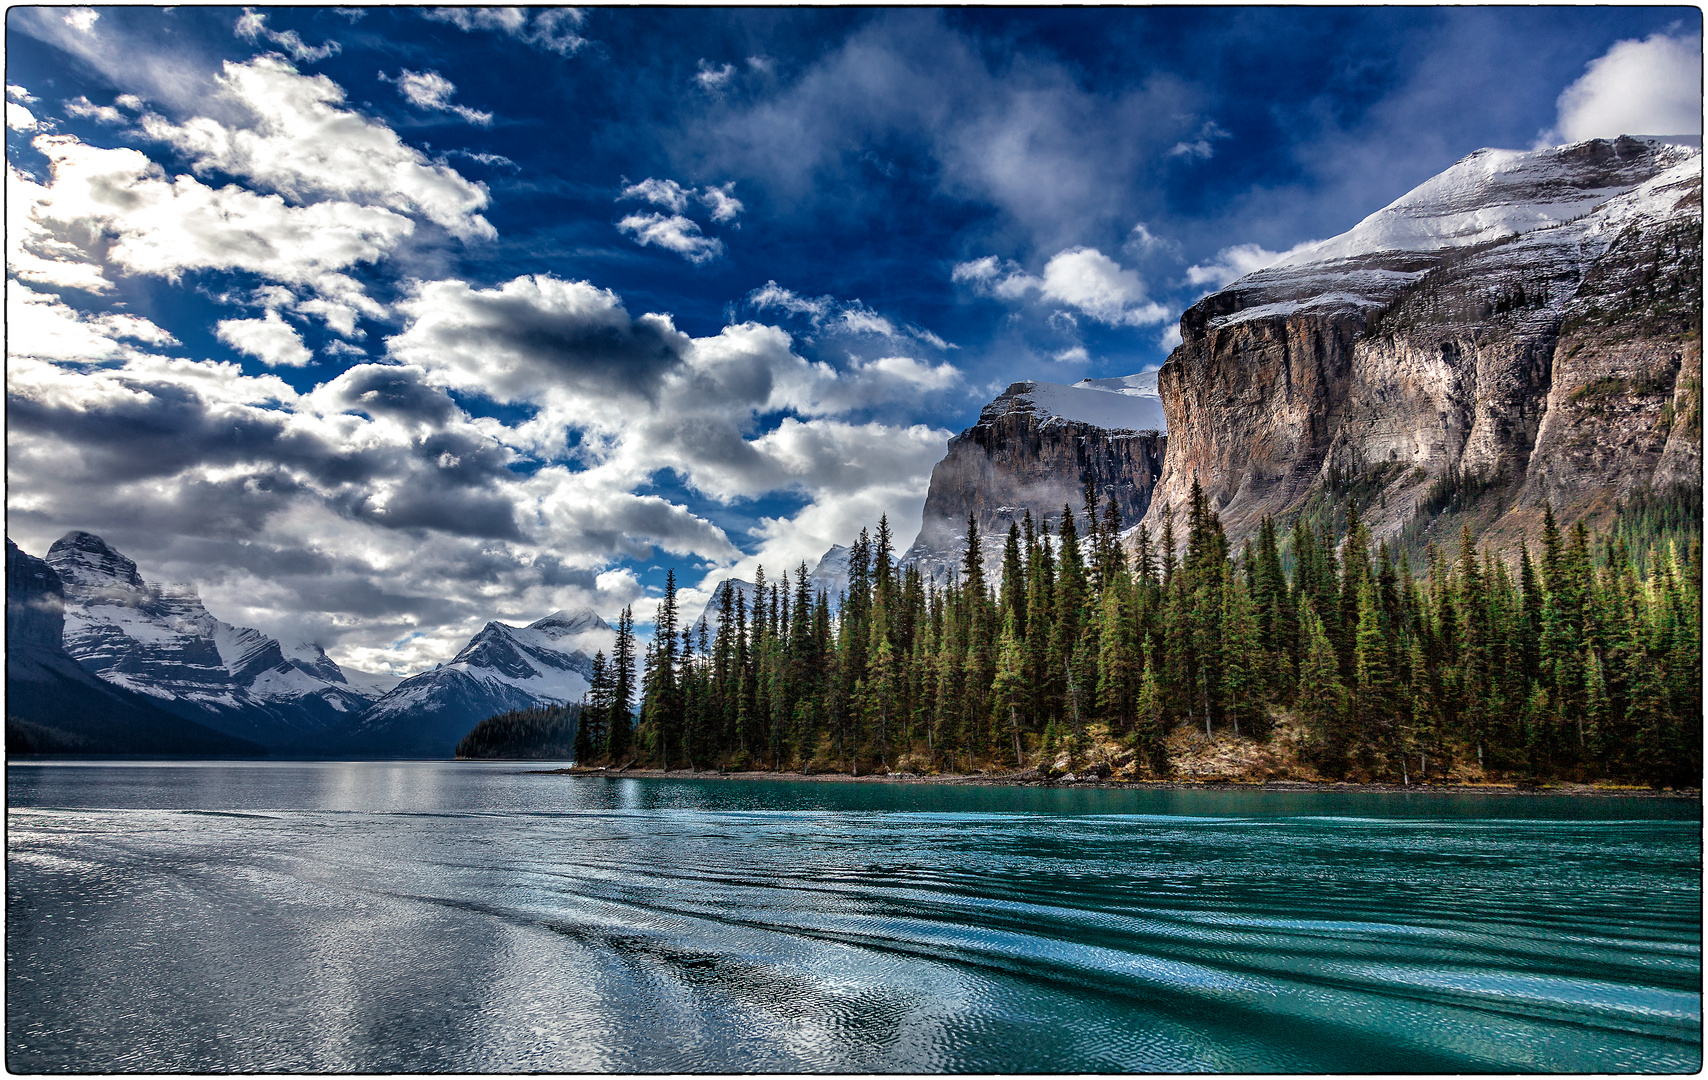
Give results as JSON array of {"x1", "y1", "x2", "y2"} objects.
[{"x1": 1139, "y1": 135, "x2": 1702, "y2": 553}]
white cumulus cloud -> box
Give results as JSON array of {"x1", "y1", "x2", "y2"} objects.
[
  {"x1": 955, "y1": 247, "x2": 1168, "y2": 326},
  {"x1": 696, "y1": 60, "x2": 736, "y2": 92},
  {"x1": 620, "y1": 177, "x2": 690, "y2": 213},
  {"x1": 393, "y1": 69, "x2": 492, "y2": 126},
  {"x1": 1545, "y1": 30, "x2": 1703, "y2": 145},
  {"x1": 8, "y1": 285, "x2": 181, "y2": 363},
  {"x1": 699, "y1": 182, "x2": 743, "y2": 223},
  {"x1": 216, "y1": 309, "x2": 314, "y2": 367},
  {"x1": 423, "y1": 7, "x2": 588, "y2": 56},
  {"x1": 747, "y1": 281, "x2": 832, "y2": 321},
  {"x1": 63, "y1": 96, "x2": 125, "y2": 123},
  {"x1": 1184, "y1": 240, "x2": 1321, "y2": 290},
  {"x1": 234, "y1": 7, "x2": 340, "y2": 63},
  {"x1": 140, "y1": 56, "x2": 495, "y2": 241},
  {"x1": 616, "y1": 212, "x2": 724, "y2": 263},
  {"x1": 20, "y1": 134, "x2": 415, "y2": 299}
]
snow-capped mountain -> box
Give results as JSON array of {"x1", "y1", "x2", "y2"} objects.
[
  {"x1": 805, "y1": 544, "x2": 852, "y2": 600},
  {"x1": 8, "y1": 538, "x2": 264, "y2": 757},
  {"x1": 1194, "y1": 135, "x2": 1701, "y2": 332},
  {"x1": 344, "y1": 609, "x2": 613, "y2": 757},
  {"x1": 43, "y1": 531, "x2": 382, "y2": 750}
]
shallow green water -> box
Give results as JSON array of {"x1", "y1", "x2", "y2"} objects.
[{"x1": 7, "y1": 762, "x2": 1701, "y2": 1072}]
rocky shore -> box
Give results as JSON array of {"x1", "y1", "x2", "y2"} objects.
[{"x1": 528, "y1": 763, "x2": 1698, "y2": 799}]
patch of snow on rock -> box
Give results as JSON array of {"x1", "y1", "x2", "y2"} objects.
[{"x1": 999, "y1": 377, "x2": 1167, "y2": 432}]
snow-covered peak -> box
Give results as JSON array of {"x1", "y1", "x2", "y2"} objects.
[
  {"x1": 687, "y1": 578, "x2": 757, "y2": 636},
  {"x1": 341, "y1": 667, "x2": 406, "y2": 695},
  {"x1": 449, "y1": 610, "x2": 609, "y2": 673},
  {"x1": 356, "y1": 611, "x2": 600, "y2": 740},
  {"x1": 1074, "y1": 371, "x2": 1161, "y2": 399},
  {"x1": 807, "y1": 544, "x2": 852, "y2": 599},
  {"x1": 278, "y1": 638, "x2": 349, "y2": 684},
  {"x1": 42, "y1": 531, "x2": 378, "y2": 726},
  {"x1": 985, "y1": 376, "x2": 1167, "y2": 433},
  {"x1": 1197, "y1": 136, "x2": 1701, "y2": 333},
  {"x1": 46, "y1": 530, "x2": 146, "y2": 593},
  {"x1": 521, "y1": 608, "x2": 615, "y2": 659},
  {"x1": 1273, "y1": 136, "x2": 1699, "y2": 269},
  {"x1": 527, "y1": 608, "x2": 610, "y2": 635}
]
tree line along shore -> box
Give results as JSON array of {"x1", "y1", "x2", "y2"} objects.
[{"x1": 461, "y1": 482, "x2": 1702, "y2": 790}]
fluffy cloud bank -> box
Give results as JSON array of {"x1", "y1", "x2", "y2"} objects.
[
  {"x1": 6, "y1": 53, "x2": 950, "y2": 672},
  {"x1": 10, "y1": 265, "x2": 951, "y2": 669}
]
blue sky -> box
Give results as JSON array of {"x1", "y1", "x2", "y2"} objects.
[{"x1": 6, "y1": 6, "x2": 1700, "y2": 672}]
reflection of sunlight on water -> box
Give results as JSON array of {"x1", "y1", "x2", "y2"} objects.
[
  {"x1": 617, "y1": 778, "x2": 642, "y2": 810},
  {"x1": 310, "y1": 760, "x2": 447, "y2": 813}
]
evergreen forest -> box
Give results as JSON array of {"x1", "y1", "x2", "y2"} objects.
[
  {"x1": 569, "y1": 482, "x2": 1702, "y2": 788},
  {"x1": 457, "y1": 703, "x2": 578, "y2": 759}
]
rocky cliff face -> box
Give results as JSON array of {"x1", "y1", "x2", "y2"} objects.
[
  {"x1": 8, "y1": 537, "x2": 64, "y2": 649},
  {"x1": 1141, "y1": 135, "x2": 1701, "y2": 552},
  {"x1": 901, "y1": 376, "x2": 1166, "y2": 580}
]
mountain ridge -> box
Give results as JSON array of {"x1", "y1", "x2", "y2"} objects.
[
  {"x1": 44, "y1": 531, "x2": 381, "y2": 750},
  {"x1": 15, "y1": 531, "x2": 613, "y2": 758}
]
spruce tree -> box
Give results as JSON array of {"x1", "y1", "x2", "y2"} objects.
[
  {"x1": 608, "y1": 607, "x2": 636, "y2": 759},
  {"x1": 992, "y1": 606, "x2": 1028, "y2": 765}
]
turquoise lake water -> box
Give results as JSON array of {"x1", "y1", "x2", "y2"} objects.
[{"x1": 6, "y1": 761, "x2": 1701, "y2": 1072}]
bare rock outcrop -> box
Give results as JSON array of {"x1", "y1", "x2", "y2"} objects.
[{"x1": 901, "y1": 377, "x2": 1165, "y2": 581}]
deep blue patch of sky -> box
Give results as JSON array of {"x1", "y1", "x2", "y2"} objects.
[{"x1": 17, "y1": 5, "x2": 1692, "y2": 389}]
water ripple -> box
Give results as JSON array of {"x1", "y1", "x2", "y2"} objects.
[{"x1": 7, "y1": 764, "x2": 1700, "y2": 1073}]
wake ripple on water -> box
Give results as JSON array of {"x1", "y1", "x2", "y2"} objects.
[{"x1": 6, "y1": 767, "x2": 1702, "y2": 1073}]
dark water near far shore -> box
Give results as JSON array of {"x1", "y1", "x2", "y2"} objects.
[{"x1": 8, "y1": 761, "x2": 1701, "y2": 1072}]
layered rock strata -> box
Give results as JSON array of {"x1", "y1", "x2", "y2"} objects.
[{"x1": 1139, "y1": 135, "x2": 1702, "y2": 552}]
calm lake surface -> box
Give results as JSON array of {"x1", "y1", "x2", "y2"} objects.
[{"x1": 7, "y1": 761, "x2": 1701, "y2": 1073}]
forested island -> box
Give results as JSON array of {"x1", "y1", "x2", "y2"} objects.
[
  {"x1": 457, "y1": 704, "x2": 578, "y2": 760},
  {"x1": 546, "y1": 483, "x2": 1701, "y2": 790}
]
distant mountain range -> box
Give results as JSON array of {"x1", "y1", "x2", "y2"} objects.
[
  {"x1": 341, "y1": 609, "x2": 609, "y2": 758},
  {"x1": 9, "y1": 531, "x2": 610, "y2": 758}
]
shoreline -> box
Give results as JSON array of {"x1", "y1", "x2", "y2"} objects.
[{"x1": 524, "y1": 764, "x2": 1702, "y2": 800}]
